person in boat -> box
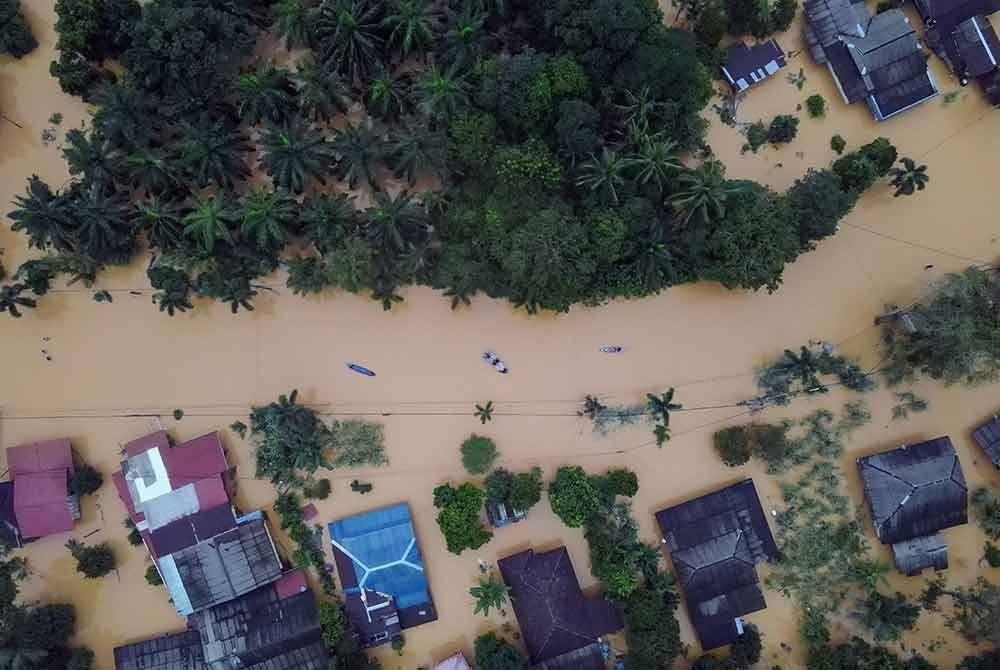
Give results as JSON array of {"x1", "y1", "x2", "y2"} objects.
[{"x1": 495, "y1": 361, "x2": 508, "y2": 374}]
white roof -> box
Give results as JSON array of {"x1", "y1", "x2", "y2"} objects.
[{"x1": 434, "y1": 652, "x2": 471, "y2": 670}]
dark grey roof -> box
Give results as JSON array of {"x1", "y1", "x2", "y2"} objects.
[
  {"x1": 722, "y1": 41, "x2": 788, "y2": 92},
  {"x1": 857, "y1": 437, "x2": 968, "y2": 546},
  {"x1": 914, "y1": 0, "x2": 1000, "y2": 27},
  {"x1": 191, "y1": 584, "x2": 327, "y2": 670},
  {"x1": 891, "y1": 533, "x2": 948, "y2": 575},
  {"x1": 0, "y1": 482, "x2": 19, "y2": 546},
  {"x1": 530, "y1": 642, "x2": 607, "y2": 670},
  {"x1": 654, "y1": 479, "x2": 777, "y2": 651},
  {"x1": 160, "y1": 514, "x2": 283, "y2": 615},
  {"x1": 498, "y1": 547, "x2": 623, "y2": 664},
  {"x1": 150, "y1": 505, "x2": 237, "y2": 557},
  {"x1": 947, "y1": 16, "x2": 1000, "y2": 78},
  {"x1": 114, "y1": 630, "x2": 206, "y2": 670}
]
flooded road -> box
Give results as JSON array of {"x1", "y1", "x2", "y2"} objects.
[{"x1": 2, "y1": 2, "x2": 1000, "y2": 668}]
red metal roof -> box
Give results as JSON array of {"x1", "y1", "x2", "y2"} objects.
[
  {"x1": 163, "y1": 432, "x2": 228, "y2": 485},
  {"x1": 14, "y1": 471, "x2": 73, "y2": 538},
  {"x1": 274, "y1": 569, "x2": 309, "y2": 600},
  {"x1": 193, "y1": 477, "x2": 229, "y2": 509},
  {"x1": 112, "y1": 469, "x2": 144, "y2": 522},
  {"x1": 124, "y1": 430, "x2": 170, "y2": 458},
  {"x1": 7, "y1": 439, "x2": 73, "y2": 478}
]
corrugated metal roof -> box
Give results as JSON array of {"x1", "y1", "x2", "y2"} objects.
[
  {"x1": 973, "y1": 414, "x2": 1000, "y2": 467},
  {"x1": 7, "y1": 439, "x2": 73, "y2": 478},
  {"x1": 13, "y1": 471, "x2": 73, "y2": 539},
  {"x1": 113, "y1": 630, "x2": 205, "y2": 670}
]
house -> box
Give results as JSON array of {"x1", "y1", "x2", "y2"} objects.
[
  {"x1": 498, "y1": 546, "x2": 622, "y2": 670},
  {"x1": 973, "y1": 413, "x2": 1000, "y2": 467},
  {"x1": 433, "y1": 652, "x2": 471, "y2": 670},
  {"x1": 189, "y1": 570, "x2": 328, "y2": 670},
  {"x1": 113, "y1": 630, "x2": 206, "y2": 670},
  {"x1": 857, "y1": 436, "x2": 968, "y2": 575},
  {"x1": 915, "y1": 0, "x2": 1000, "y2": 104},
  {"x1": 722, "y1": 40, "x2": 788, "y2": 93},
  {"x1": 803, "y1": 0, "x2": 940, "y2": 120},
  {"x1": 328, "y1": 503, "x2": 438, "y2": 649},
  {"x1": 6, "y1": 439, "x2": 79, "y2": 539},
  {"x1": 654, "y1": 479, "x2": 778, "y2": 651},
  {"x1": 158, "y1": 511, "x2": 283, "y2": 616}
]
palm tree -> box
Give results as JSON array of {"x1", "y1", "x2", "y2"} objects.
[
  {"x1": 92, "y1": 83, "x2": 163, "y2": 150},
  {"x1": 0, "y1": 284, "x2": 37, "y2": 318},
  {"x1": 469, "y1": 573, "x2": 510, "y2": 616},
  {"x1": 889, "y1": 157, "x2": 929, "y2": 197},
  {"x1": 296, "y1": 56, "x2": 351, "y2": 121},
  {"x1": 414, "y1": 64, "x2": 469, "y2": 121},
  {"x1": 0, "y1": 646, "x2": 49, "y2": 669},
  {"x1": 260, "y1": 117, "x2": 335, "y2": 193},
  {"x1": 74, "y1": 182, "x2": 136, "y2": 265},
  {"x1": 238, "y1": 188, "x2": 297, "y2": 251},
  {"x1": 183, "y1": 193, "x2": 236, "y2": 253},
  {"x1": 314, "y1": 0, "x2": 386, "y2": 81},
  {"x1": 441, "y1": 3, "x2": 486, "y2": 68},
  {"x1": 576, "y1": 149, "x2": 630, "y2": 204},
  {"x1": 237, "y1": 61, "x2": 299, "y2": 126},
  {"x1": 579, "y1": 394, "x2": 607, "y2": 420},
  {"x1": 300, "y1": 192, "x2": 360, "y2": 253},
  {"x1": 615, "y1": 87, "x2": 662, "y2": 136},
  {"x1": 366, "y1": 66, "x2": 411, "y2": 120},
  {"x1": 388, "y1": 118, "x2": 447, "y2": 184},
  {"x1": 668, "y1": 160, "x2": 739, "y2": 227},
  {"x1": 364, "y1": 189, "x2": 429, "y2": 255},
  {"x1": 9, "y1": 176, "x2": 76, "y2": 253},
  {"x1": 646, "y1": 388, "x2": 681, "y2": 446},
  {"x1": 125, "y1": 146, "x2": 180, "y2": 194},
  {"x1": 332, "y1": 120, "x2": 386, "y2": 189},
  {"x1": 382, "y1": 0, "x2": 439, "y2": 57},
  {"x1": 474, "y1": 400, "x2": 494, "y2": 424},
  {"x1": 196, "y1": 267, "x2": 260, "y2": 314},
  {"x1": 148, "y1": 264, "x2": 194, "y2": 316},
  {"x1": 274, "y1": 0, "x2": 314, "y2": 49},
  {"x1": 630, "y1": 134, "x2": 681, "y2": 196},
  {"x1": 62, "y1": 128, "x2": 121, "y2": 187},
  {"x1": 178, "y1": 120, "x2": 253, "y2": 189},
  {"x1": 134, "y1": 195, "x2": 187, "y2": 251}
]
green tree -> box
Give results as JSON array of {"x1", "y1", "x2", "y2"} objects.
[
  {"x1": 332, "y1": 120, "x2": 386, "y2": 189},
  {"x1": 857, "y1": 591, "x2": 919, "y2": 642},
  {"x1": 554, "y1": 99, "x2": 600, "y2": 164},
  {"x1": 8, "y1": 176, "x2": 76, "y2": 254},
  {"x1": 0, "y1": 0, "x2": 38, "y2": 58},
  {"x1": 250, "y1": 389, "x2": 335, "y2": 482},
  {"x1": 768, "y1": 114, "x2": 800, "y2": 144},
  {"x1": 318, "y1": 600, "x2": 348, "y2": 651},
  {"x1": 889, "y1": 157, "x2": 929, "y2": 197},
  {"x1": 576, "y1": 149, "x2": 630, "y2": 204},
  {"x1": 669, "y1": 160, "x2": 735, "y2": 227},
  {"x1": 474, "y1": 632, "x2": 527, "y2": 670},
  {"x1": 441, "y1": 3, "x2": 486, "y2": 68},
  {"x1": 364, "y1": 189, "x2": 429, "y2": 259},
  {"x1": 714, "y1": 426, "x2": 751, "y2": 466},
  {"x1": 461, "y1": 434, "x2": 498, "y2": 474},
  {"x1": 389, "y1": 120, "x2": 448, "y2": 184},
  {"x1": 237, "y1": 61, "x2": 299, "y2": 126},
  {"x1": 646, "y1": 388, "x2": 681, "y2": 446},
  {"x1": 178, "y1": 121, "x2": 252, "y2": 189},
  {"x1": 509, "y1": 467, "x2": 543, "y2": 511},
  {"x1": 135, "y1": 195, "x2": 187, "y2": 252},
  {"x1": 13, "y1": 258, "x2": 60, "y2": 296},
  {"x1": 831, "y1": 134, "x2": 846, "y2": 154},
  {"x1": 806, "y1": 94, "x2": 826, "y2": 118},
  {"x1": 0, "y1": 284, "x2": 37, "y2": 319},
  {"x1": 785, "y1": 168, "x2": 858, "y2": 250},
  {"x1": 68, "y1": 464, "x2": 103, "y2": 496},
  {"x1": 973, "y1": 488, "x2": 1000, "y2": 540},
  {"x1": 470, "y1": 572, "x2": 510, "y2": 616},
  {"x1": 274, "y1": 0, "x2": 313, "y2": 49},
  {"x1": 474, "y1": 401, "x2": 495, "y2": 424},
  {"x1": 145, "y1": 564, "x2": 163, "y2": 585},
  {"x1": 366, "y1": 65, "x2": 411, "y2": 120},
  {"x1": 314, "y1": 0, "x2": 386, "y2": 81},
  {"x1": 622, "y1": 572, "x2": 683, "y2": 670},
  {"x1": 237, "y1": 188, "x2": 297, "y2": 252},
  {"x1": 485, "y1": 467, "x2": 513, "y2": 503},
  {"x1": 260, "y1": 118, "x2": 334, "y2": 193},
  {"x1": 183, "y1": 193, "x2": 236, "y2": 253},
  {"x1": 66, "y1": 540, "x2": 115, "y2": 578},
  {"x1": 630, "y1": 134, "x2": 681, "y2": 196},
  {"x1": 415, "y1": 64, "x2": 470, "y2": 122},
  {"x1": 296, "y1": 56, "x2": 352, "y2": 122},
  {"x1": 382, "y1": 0, "x2": 439, "y2": 57},
  {"x1": 148, "y1": 265, "x2": 194, "y2": 316},
  {"x1": 549, "y1": 466, "x2": 601, "y2": 527},
  {"x1": 433, "y1": 482, "x2": 492, "y2": 553}
]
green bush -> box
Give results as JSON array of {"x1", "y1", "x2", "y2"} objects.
[
  {"x1": 714, "y1": 426, "x2": 751, "y2": 466},
  {"x1": 743, "y1": 120, "x2": 768, "y2": 154},
  {"x1": 448, "y1": 112, "x2": 497, "y2": 171},
  {"x1": 485, "y1": 467, "x2": 514, "y2": 504},
  {"x1": 69, "y1": 463, "x2": 103, "y2": 496},
  {"x1": 548, "y1": 466, "x2": 601, "y2": 527},
  {"x1": 786, "y1": 168, "x2": 858, "y2": 250},
  {"x1": 606, "y1": 468, "x2": 639, "y2": 497},
  {"x1": 433, "y1": 482, "x2": 492, "y2": 554},
  {"x1": 303, "y1": 478, "x2": 332, "y2": 500},
  {"x1": 509, "y1": 467, "x2": 543, "y2": 511},
  {"x1": 622, "y1": 572, "x2": 683, "y2": 670},
  {"x1": 985, "y1": 542, "x2": 1000, "y2": 568},
  {"x1": 974, "y1": 488, "x2": 1000, "y2": 540},
  {"x1": 768, "y1": 114, "x2": 800, "y2": 144},
  {"x1": 831, "y1": 134, "x2": 846, "y2": 154},
  {"x1": 806, "y1": 94, "x2": 826, "y2": 118},
  {"x1": 461, "y1": 434, "x2": 498, "y2": 474},
  {"x1": 0, "y1": 0, "x2": 37, "y2": 58},
  {"x1": 66, "y1": 539, "x2": 115, "y2": 578},
  {"x1": 474, "y1": 631, "x2": 527, "y2": 670},
  {"x1": 318, "y1": 600, "x2": 347, "y2": 650},
  {"x1": 493, "y1": 141, "x2": 562, "y2": 194},
  {"x1": 145, "y1": 564, "x2": 163, "y2": 585}
]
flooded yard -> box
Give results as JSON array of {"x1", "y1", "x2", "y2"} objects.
[{"x1": 2, "y1": 2, "x2": 1000, "y2": 668}]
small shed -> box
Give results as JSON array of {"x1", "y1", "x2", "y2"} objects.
[
  {"x1": 857, "y1": 436, "x2": 968, "y2": 575},
  {"x1": 973, "y1": 413, "x2": 1000, "y2": 468},
  {"x1": 7, "y1": 439, "x2": 78, "y2": 539},
  {"x1": 721, "y1": 41, "x2": 787, "y2": 93},
  {"x1": 434, "y1": 652, "x2": 471, "y2": 670}
]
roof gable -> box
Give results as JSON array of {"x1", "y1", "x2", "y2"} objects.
[
  {"x1": 8, "y1": 439, "x2": 73, "y2": 478},
  {"x1": 13, "y1": 471, "x2": 74, "y2": 538}
]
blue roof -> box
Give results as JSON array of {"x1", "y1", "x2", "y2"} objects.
[{"x1": 328, "y1": 503, "x2": 431, "y2": 610}]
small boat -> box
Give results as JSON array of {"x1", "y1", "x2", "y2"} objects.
[
  {"x1": 599, "y1": 346, "x2": 624, "y2": 353},
  {"x1": 483, "y1": 351, "x2": 508, "y2": 374},
  {"x1": 347, "y1": 363, "x2": 376, "y2": 377}
]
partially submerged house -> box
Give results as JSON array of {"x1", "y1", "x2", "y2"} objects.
[
  {"x1": 722, "y1": 40, "x2": 788, "y2": 93},
  {"x1": 6, "y1": 439, "x2": 79, "y2": 540},
  {"x1": 328, "y1": 503, "x2": 438, "y2": 649},
  {"x1": 654, "y1": 479, "x2": 778, "y2": 651},
  {"x1": 113, "y1": 630, "x2": 205, "y2": 670},
  {"x1": 857, "y1": 436, "x2": 968, "y2": 575},
  {"x1": 433, "y1": 652, "x2": 471, "y2": 670},
  {"x1": 498, "y1": 546, "x2": 622, "y2": 670},
  {"x1": 485, "y1": 499, "x2": 526, "y2": 528},
  {"x1": 973, "y1": 413, "x2": 1000, "y2": 467},
  {"x1": 803, "y1": 0, "x2": 940, "y2": 119},
  {"x1": 915, "y1": 0, "x2": 1000, "y2": 104}
]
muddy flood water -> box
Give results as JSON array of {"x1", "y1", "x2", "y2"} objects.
[{"x1": 2, "y1": 2, "x2": 1000, "y2": 669}]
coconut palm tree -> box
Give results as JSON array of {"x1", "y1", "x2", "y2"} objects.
[
  {"x1": 0, "y1": 284, "x2": 37, "y2": 318},
  {"x1": 314, "y1": 0, "x2": 386, "y2": 81},
  {"x1": 134, "y1": 195, "x2": 188, "y2": 251},
  {"x1": 237, "y1": 62, "x2": 299, "y2": 126},
  {"x1": 238, "y1": 188, "x2": 297, "y2": 251},
  {"x1": 646, "y1": 388, "x2": 681, "y2": 446},
  {"x1": 576, "y1": 149, "x2": 630, "y2": 204},
  {"x1": 382, "y1": 0, "x2": 439, "y2": 57},
  {"x1": 364, "y1": 189, "x2": 429, "y2": 256},
  {"x1": 614, "y1": 87, "x2": 663, "y2": 136},
  {"x1": 366, "y1": 66, "x2": 411, "y2": 120},
  {"x1": 668, "y1": 160, "x2": 739, "y2": 227},
  {"x1": 331, "y1": 120, "x2": 386, "y2": 189},
  {"x1": 474, "y1": 400, "x2": 494, "y2": 424},
  {"x1": 9, "y1": 176, "x2": 76, "y2": 253},
  {"x1": 630, "y1": 134, "x2": 681, "y2": 196},
  {"x1": 183, "y1": 193, "x2": 236, "y2": 253},
  {"x1": 579, "y1": 394, "x2": 607, "y2": 420},
  {"x1": 441, "y1": 3, "x2": 486, "y2": 68},
  {"x1": 469, "y1": 573, "x2": 510, "y2": 616},
  {"x1": 414, "y1": 64, "x2": 469, "y2": 121},
  {"x1": 274, "y1": 0, "x2": 314, "y2": 49},
  {"x1": 295, "y1": 56, "x2": 351, "y2": 122},
  {"x1": 259, "y1": 117, "x2": 335, "y2": 193},
  {"x1": 889, "y1": 157, "x2": 929, "y2": 197},
  {"x1": 178, "y1": 120, "x2": 253, "y2": 189},
  {"x1": 388, "y1": 118, "x2": 447, "y2": 184}
]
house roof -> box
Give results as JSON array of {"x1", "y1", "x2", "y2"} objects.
[
  {"x1": 531, "y1": 642, "x2": 608, "y2": 670},
  {"x1": 328, "y1": 503, "x2": 437, "y2": 640},
  {"x1": 891, "y1": 532, "x2": 949, "y2": 575},
  {"x1": 947, "y1": 15, "x2": 1000, "y2": 77},
  {"x1": 721, "y1": 40, "x2": 787, "y2": 92},
  {"x1": 159, "y1": 512, "x2": 283, "y2": 615},
  {"x1": 977, "y1": 416, "x2": 1000, "y2": 467},
  {"x1": 7, "y1": 439, "x2": 73, "y2": 478},
  {"x1": 434, "y1": 653, "x2": 471, "y2": 670},
  {"x1": 14, "y1": 470, "x2": 74, "y2": 539},
  {"x1": 149, "y1": 505, "x2": 237, "y2": 557},
  {"x1": 0, "y1": 481, "x2": 19, "y2": 545},
  {"x1": 497, "y1": 546, "x2": 623, "y2": 664},
  {"x1": 113, "y1": 630, "x2": 206, "y2": 670},
  {"x1": 914, "y1": 0, "x2": 1000, "y2": 29},
  {"x1": 654, "y1": 479, "x2": 777, "y2": 651},
  {"x1": 857, "y1": 436, "x2": 968, "y2": 545},
  {"x1": 190, "y1": 572, "x2": 327, "y2": 670}
]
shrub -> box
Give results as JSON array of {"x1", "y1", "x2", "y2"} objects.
[
  {"x1": 449, "y1": 112, "x2": 497, "y2": 171},
  {"x1": 768, "y1": 114, "x2": 800, "y2": 144},
  {"x1": 391, "y1": 634, "x2": 405, "y2": 655},
  {"x1": 622, "y1": 572, "x2": 683, "y2": 670},
  {"x1": 858, "y1": 591, "x2": 920, "y2": 642},
  {"x1": 66, "y1": 540, "x2": 115, "y2": 578},
  {"x1": 303, "y1": 478, "x2": 332, "y2": 500},
  {"x1": 833, "y1": 153, "x2": 880, "y2": 192},
  {"x1": 714, "y1": 426, "x2": 751, "y2": 466},
  {"x1": 831, "y1": 134, "x2": 846, "y2": 154},
  {"x1": 69, "y1": 463, "x2": 103, "y2": 496},
  {"x1": 461, "y1": 434, "x2": 498, "y2": 474},
  {"x1": 606, "y1": 468, "x2": 639, "y2": 497},
  {"x1": 769, "y1": 0, "x2": 798, "y2": 32},
  {"x1": 694, "y1": 1, "x2": 729, "y2": 47},
  {"x1": 785, "y1": 168, "x2": 858, "y2": 250},
  {"x1": 493, "y1": 141, "x2": 562, "y2": 194},
  {"x1": 973, "y1": 488, "x2": 1000, "y2": 540},
  {"x1": 474, "y1": 631, "x2": 527, "y2": 670},
  {"x1": 509, "y1": 467, "x2": 543, "y2": 511},
  {"x1": 67, "y1": 647, "x2": 95, "y2": 670},
  {"x1": 0, "y1": 0, "x2": 38, "y2": 58},
  {"x1": 859, "y1": 136, "x2": 898, "y2": 175},
  {"x1": 485, "y1": 468, "x2": 514, "y2": 504},
  {"x1": 743, "y1": 120, "x2": 768, "y2": 154},
  {"x1": 985, "y1": 542, "x2": 1000, "y2": 568},
  {"x1": 805, "y1": 94, "x2": 826, "y2": 118},
  {"x1": 549, "y1": 466, "x2": 601, "y2": 527},
  {"x1": 330, "y1": 418, "x2": 388, "y2": 467},
  {"x1": 318, "y1": 600, "x2": 347, "y2": 650},
  {"x1": 144, "y1": 564, "x2": 163, "y2": 585},
  {"x1": 433, "y1": 482, "x2": 492, "y2": 554},
  {"x1": 125, "y1": 518, "x2": 143, "y2": 546}
]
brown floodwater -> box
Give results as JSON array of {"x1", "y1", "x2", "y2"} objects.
[{"x1": 3, "y1": 2, "x2": 1000, "y2": 668}]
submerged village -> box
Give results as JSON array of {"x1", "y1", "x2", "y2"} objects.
[{"x1": 2, "y1": 0, "x2": 1000, "y2": 669}]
